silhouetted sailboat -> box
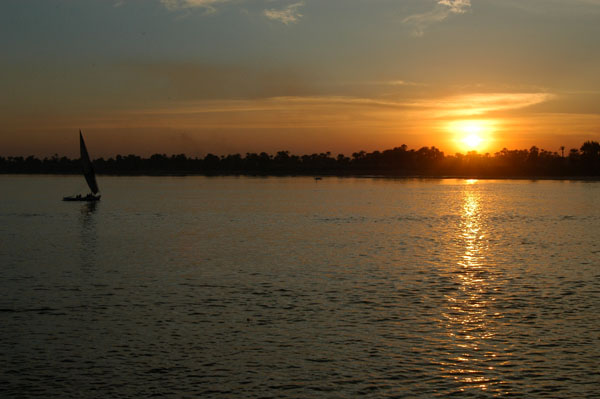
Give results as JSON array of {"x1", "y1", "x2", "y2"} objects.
[{"x1": 63, "y1": 131, "x2": 101, "y2": 202}]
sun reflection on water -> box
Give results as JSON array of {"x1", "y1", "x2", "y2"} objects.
[{"x1": 440, "y1": 181, "x2": 502, "y2": 394}]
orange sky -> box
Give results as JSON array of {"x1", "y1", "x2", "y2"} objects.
[{"x1": 1, "y1": 1, "x2": 599, "y2": 158}]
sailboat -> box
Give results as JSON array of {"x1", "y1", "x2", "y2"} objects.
[{"x1": 63, "y1": 131, "x2": 101, "y2": 202}]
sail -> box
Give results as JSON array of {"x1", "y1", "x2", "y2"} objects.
[{"x1": 80, "y1": 131, "x2": 99, "y2": 194}]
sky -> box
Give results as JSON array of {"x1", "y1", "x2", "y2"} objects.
[{"x1": 1, "y1": 0, "x2": 600, "y2": 158}]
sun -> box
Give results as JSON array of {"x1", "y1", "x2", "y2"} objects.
[
  {"x1": 463, "y1": 134, "x2": 483, "y2": 149},
  {"x1": 448, "y1": 120, "x2": 494, "y2": 153}
]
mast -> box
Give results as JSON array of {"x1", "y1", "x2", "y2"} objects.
[{"x1": 80, "y1": 130, "x2": 99, "y2": 194}]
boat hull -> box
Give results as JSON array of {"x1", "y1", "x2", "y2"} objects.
[{"x1": 63, "y1": 195, "x2": 101, "y2": 202}]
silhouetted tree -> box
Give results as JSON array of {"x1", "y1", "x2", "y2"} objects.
[
  {"x1": 580, "y1": 141, "x2": 600, "y2": 159},
  {"x1": 4, "y1": 141, "x2": 600, "y2": 177}
]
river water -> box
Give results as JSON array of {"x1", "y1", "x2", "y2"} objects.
[{"x1": 1, "y1": 175, "x2": 599, "y2": 398}]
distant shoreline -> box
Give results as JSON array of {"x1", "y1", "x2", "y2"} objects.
[
  {"x1": 3, "y1": 142, "x2": 600, "y2": 179},
  {"x1": 3, "y1": 171, "x2": 600, "y2": 181}
]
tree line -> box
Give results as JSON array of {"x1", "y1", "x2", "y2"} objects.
[{"x1": 2, "y1": 141, "x2": 600, "y2": 177}]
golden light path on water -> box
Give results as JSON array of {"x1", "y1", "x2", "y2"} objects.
[{"x1": 440, "y1": 179, "x2": 503, "y2": 394}]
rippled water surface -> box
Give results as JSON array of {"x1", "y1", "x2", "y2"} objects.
[{"x1": 1, "y1": 175, "x2": 599, "y2": 398}]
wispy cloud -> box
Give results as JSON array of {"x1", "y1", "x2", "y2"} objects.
[
  {"x1": 334, "y1": 79, "x2": 426, "y2": 89},
  {"x1": 437, "y1": 0, "x2": 471, "y2": 13},
  {"x1": 123, "y1": 92, "x2": 555, "y2": 122},
  {"x1": 403, "y1": 0, "x2": 471, "y2": 36},
  {"x1": 160, "y1": 0, "x2": 231, "y2": 13},
  {"x1": 159, "y1": 0, "x2": 306, "y2": 23},
  {"x1": 386, "y1": 80, "x2": 425, "y2": 87},
  {"x1": 264, "y1": 2, "x2": 304, "y2": 25},
  {"x1": 406, "y1": 92, "x2": 556, "y2": 117}
]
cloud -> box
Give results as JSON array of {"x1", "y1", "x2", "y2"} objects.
[
  {"x1": 121, "y1": 92, "x2": 556, "y2": 126},
  {"x1": 403, "y1": 0, "x2": 471, "y2": 36},
  {"x1": 405, "y1": 92, "x2": 556, "y2": 117},
  {"x1": 264, "y1": 2, "x2": 304, "y2": 25},
  {"x1": 386, "y1": 80, "x2": 425, "y2": 87},
  {"x1": 159, "y1": 0, "x2": 306, "y2": 23},
  {"x1": 160, "y1": 0, "x2": 231, "y2": 13},
  {"x1": 437, "y1": 0, "x2": 471, "y2": 13}
]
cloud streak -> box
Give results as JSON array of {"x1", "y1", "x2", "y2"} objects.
[
  {"x1": 2, "y1": 91, "x2": 571, "y2": 157},
  {"x1": 122, "y1": 92, "x2": 555, "y2": 124},
  {"x1": 160, "y1": 0, "x2": 306, "y2": 24},
  {"x1": 406, "y1": 92, "x2": 556, "y2": 117},
  {"x1": 403, "y1": 0, "x2": 471, "y2": 36},
  {"x1": 264, "y1": 2, "x2": 304, "y2": 24},
  {"x1": 160, "y1": 0, "x2": 231, "y2": 13}
]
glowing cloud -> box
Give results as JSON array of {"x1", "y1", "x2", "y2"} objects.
[
  {"x1": 407, "y1": 92, "x2": 556, "y2": 117},
  {"x1": 403, "y1": 0, "x2": 471, "y2": 36},
  {"x1": 438, "y1": 0, "x2": 471, "y2": 13},
  {"x1": 264, "y1": 2, "x2": 304, "y2": 25}
]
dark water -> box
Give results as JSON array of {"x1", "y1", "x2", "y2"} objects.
[{"x1": 1, "y1": 175, "x2": 599, "y2": 398}]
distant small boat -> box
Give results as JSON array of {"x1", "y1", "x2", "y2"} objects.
[
  {"x1": 315, "y1": 177, "x2": 323, "y2": 181},
  {"x1": 63, "y1": 131, "x2": 101, "y2": 202}
]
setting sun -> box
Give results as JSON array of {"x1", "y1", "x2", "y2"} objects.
[
  {"x1": 463, "y1": 134, "x2": 483, "y2": 149},
  {"x1": 448, "y1": 120, "x2": 495, "y2": 153}
]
